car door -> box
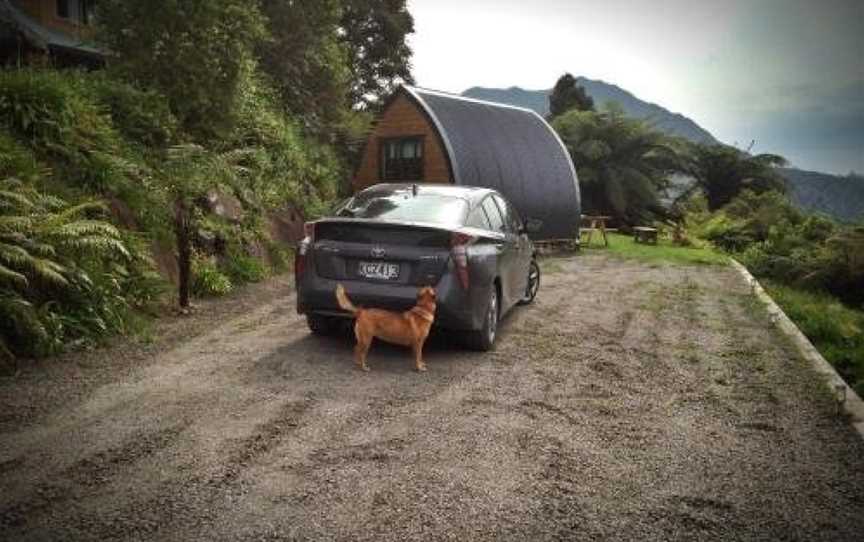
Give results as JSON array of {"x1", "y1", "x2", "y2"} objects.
[
  {"x1": 484, "y1": 195, "x2": 520, "y2": 310},
  {"x1": 495, "y1": 195, "x2": 532, "y2": 298}
]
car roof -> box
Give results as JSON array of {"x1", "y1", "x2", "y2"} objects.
[{"x1": 357, "y1": 183, "x2": 498, "y2": 206}]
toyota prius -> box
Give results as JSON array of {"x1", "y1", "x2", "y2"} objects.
[{"x1": 294, "y1": 183, "x2": 541, "y2": 350}]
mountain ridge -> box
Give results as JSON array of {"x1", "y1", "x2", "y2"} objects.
[
  {"x1": 781, "y1": 168, "x2": 864, "y2": 223},
  {"x1": 462, "y1": 80, "x2": 863, "y2": 222},
  {"x1": 463, "y1": 77, "x2": 718, "y2": 144}
]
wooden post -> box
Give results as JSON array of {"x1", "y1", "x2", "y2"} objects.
[{"x1": 174, "y1": 198, "x2": 191, "y2": 309}]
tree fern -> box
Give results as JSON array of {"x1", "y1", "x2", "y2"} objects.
[
  {"x1": 689, "y1": 144, "x2": 787, "y2": 210},
  {"x1": 552, "y1": 107, "x2": 689, "y2": 223},
  {"x1": 157, "y1": 143, "x2": 253, "y2": 308}
]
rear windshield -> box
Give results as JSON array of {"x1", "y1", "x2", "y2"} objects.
[{"x1": 336, "y1": 190, "x2": 468, "y2": 226}]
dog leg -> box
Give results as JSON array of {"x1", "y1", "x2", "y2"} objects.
[
  {"x1": 413, "y1": 342, "x2": 427, "y2": 372},
  {"x1": 354, "y1": 325, "x2": 370, "y2": 372}
]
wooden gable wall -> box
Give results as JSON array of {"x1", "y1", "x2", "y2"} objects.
[
  {"x1": 353, "y1": 92, "x2": 452, "y2": 191},
  {"x1": 16, "y1": 0, "x2": 92, "y2": 37}
]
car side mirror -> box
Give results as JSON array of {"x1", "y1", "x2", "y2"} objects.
[
  {"x1": 330, "y1": 197, "x2": 352, "y2": 215},
  {"x1": 523, "y1": 218, "x2": 543, "y2": 234}
]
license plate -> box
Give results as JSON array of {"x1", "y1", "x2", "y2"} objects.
[{"x1": 358, "y1": 261, "x2": 400, "y2": 280}]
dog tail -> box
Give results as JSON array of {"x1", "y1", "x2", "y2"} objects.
[{"x1": 335, "y1": 284, "x2": 358, "y2": 314}]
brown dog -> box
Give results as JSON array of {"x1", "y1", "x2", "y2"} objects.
[{"x1": 335, "y1": 284, "x2": 436, "y2": 372}]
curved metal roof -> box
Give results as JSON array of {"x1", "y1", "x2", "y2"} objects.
[{"x1": 402, "y1": 86, "x2": 581, "y2": 239}]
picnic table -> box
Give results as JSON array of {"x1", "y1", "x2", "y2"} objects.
[
  {"x1": 580, "y1": 215, "x2": 613, "y2": 247},
  {"x1": 633, "y1": 226, "x2": 658, "y2": 244}
]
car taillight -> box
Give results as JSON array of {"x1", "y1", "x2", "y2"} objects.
[
  {"x1": 294, "y1": 242, "x2": 307, "y2": 279},
  {"x1": 451, "y1": 232, "x2": 476, "y2": 289},
  {"x1": 294, "y1": 222, "x2": 315, "y2": 279}
]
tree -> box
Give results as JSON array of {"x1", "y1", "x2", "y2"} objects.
[
  {"x1": 552, "y1": 107, "x2": 687, "y2": 224},
  {"x1": 688, "y1": 144, "x2": 787, "y2": 211},
  {"x1": 155, "y1": 145, "x2": 251, "y2": 309},
  {"x1": 95, "y1": 0, "x2": 267, "y2": 138},
  {"x1": 257, "y1": 0, "x2": 351, "y2": 135},
  {"x1": 340, "y1": 0, "x2": 415, "y2": 108},
  {"x1": 548, "y1": 73, "x2": 594, "y2": 120}
]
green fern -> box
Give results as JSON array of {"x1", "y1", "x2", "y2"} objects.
[
  {"x1": 0, "y1": 264, "x2": 27, "y2": 286},
  {"x1": 0, "y1": 177, "x2": 134, "y2": 357}
]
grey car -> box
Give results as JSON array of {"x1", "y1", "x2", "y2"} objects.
[{"x1": 294, "y1": 183, "x2": 541, "y2": 350}]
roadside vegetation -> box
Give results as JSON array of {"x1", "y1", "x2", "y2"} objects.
[
  {"x1": 549, "y1": 73, "x2": 863, "y2": 395},
  {"x1": 594, "y1": 233, "x2": 727, "y2": 266},
  {"x1": 0, "y1": 1, "x2": 414, "y2": 367},
  {"x1": 763, "y1": 281, "x2": 864, "y2": 394},
  {"x1": 686, "y1": 191, "x2": 864, "y2": 395}
]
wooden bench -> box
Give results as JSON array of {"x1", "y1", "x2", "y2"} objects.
[{"x1": 633, "y1": 226, "x2": 658, "y2": 244}]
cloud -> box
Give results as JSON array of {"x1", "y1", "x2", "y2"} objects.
[
  {"x1": 731, "y1": 80, "x2": 864, "y2": 116},
  {"x1": 408, "y1": 0, "x2": 864, "y2": 174}
]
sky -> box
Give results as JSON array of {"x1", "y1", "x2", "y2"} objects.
[{"x1": 407, "y1": 0, "x2": 864, "y2": 175}]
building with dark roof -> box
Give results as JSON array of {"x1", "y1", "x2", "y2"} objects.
[
  {"x1": 354, "y1": 85, "x2": 581, "y2": 240},
  {"x1": 0, "y1": 0, "x2": 104, "y2": 68}
]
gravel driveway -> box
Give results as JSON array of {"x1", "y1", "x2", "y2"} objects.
[{"x1": 2, "y1": 253, "x2": 863, "y2": 541}]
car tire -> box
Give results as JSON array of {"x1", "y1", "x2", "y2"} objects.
[
  {"x1": 306, "y1": 314, "x2": 340, "y2": 336},
  {"x1": 464, "y1": 285, "x2": 499, "y2": 351},
  {"x1": 518, "y1": 259, "x2": 540, "y2": 305}
]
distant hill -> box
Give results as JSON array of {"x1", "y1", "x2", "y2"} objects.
[
  {"x1": 781, "y1": 168, "x2": 864, "y2": 223},
  {"x1": 462, "y1": 80, "x2": 863, "y2": 223},
  {"x1": 463, "y1": 78, "x2": 718, "y2": 144}
]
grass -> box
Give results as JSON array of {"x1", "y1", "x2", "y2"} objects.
[
  {"x1": 585, "y1": 232, "x2": 728, "y2": 266},
  {"x1": 763, "y1": 280, "x2": 864, "y2": 396}
]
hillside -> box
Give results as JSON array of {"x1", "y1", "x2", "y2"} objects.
[
  {"x1": 464, "y1": 80, "x2": 864, "y2": 223},
  {"x1": 463, "y1": 78, "x2": 718, "y2": 144},
  {"x1": 781, "y1": 168, "x2": 864, "y2": 223}
]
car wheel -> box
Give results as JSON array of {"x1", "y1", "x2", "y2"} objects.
[
  {"x1": 306, "y1": 314, "x2": 339, "y2": 336},
  {"x1": 464, "y1": 285, "x2": 499, "y2": 351},
  {"x1": 518, "y1": 259, "x2": 540, "y2": 305}
]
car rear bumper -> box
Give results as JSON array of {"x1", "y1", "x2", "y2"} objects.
[{"x1": 296, "y1": 268, "x2": 489, "y2": 331}]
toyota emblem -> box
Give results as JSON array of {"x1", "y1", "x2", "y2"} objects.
[{"x1": 371, "y1": 246, "x2": 386, "y2": 258}]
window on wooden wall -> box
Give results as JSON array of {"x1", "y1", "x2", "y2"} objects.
[
  {"x1": 381, "y1": 137, "x2": 424, "y2": 181},
  {"x1": 57, "y1": 0, "x2": 70, "y2": 18},
  {"x1": 57, "y1": 0, "x2": 93, "y2": 24}
]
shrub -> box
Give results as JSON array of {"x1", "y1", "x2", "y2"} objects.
[
  {"x1": 0, "y1": 69, "x2": 150, "y2": 196},
  {"x1": 267, "y1": 243, "x2": 293, "y2": 273},
  {"x1": 765, "y1": 281, "x2": 864, "y2": 396},
  {"x1": 800, "y1": 214, "x2": 835, "y2": 243},
  {"x1": 697, "y1": 191, "x2": 864, "y2": 307},
  {"x1": 805, "y1": 227, "x2": 864, "y2": 306},
  {"x1": 85, "y1": 75, "x2": 179, "y2": 147},
  {"x1": 0, "y1": 131, "x2": 41, "y2": 181},
  {"x1": 222, "y1": 249, "x2": 267, "y2": 284},
  {"x1": 0, "y1": 69, "x2": 81, "y2": 144},
  {"x1": 698, "y1": 213, "x2": 754, "y2": 252},
  {"x1": 191, "y1": 256, "x2": 233, "y2": 297}
]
